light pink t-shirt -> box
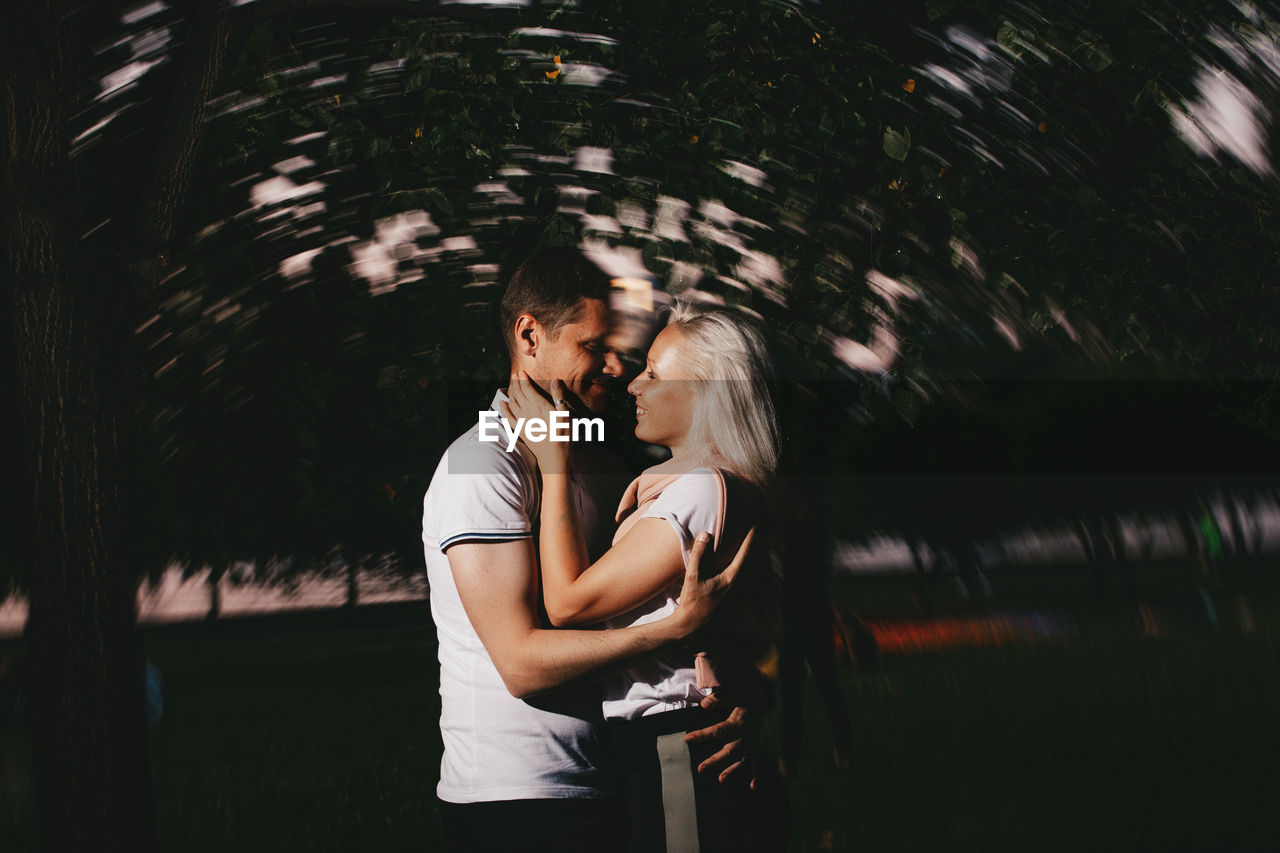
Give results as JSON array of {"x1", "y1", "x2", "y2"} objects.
[{"x1": 602, "y1": 468, "x2": 723, "y2": 720}]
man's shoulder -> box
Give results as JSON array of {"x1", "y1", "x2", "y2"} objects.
[
  {"x1": 423, "y1": 422, "x2": 539, "y2": 546},
  {"x1": 436, "y1": 421, "x2": 535, "y2": 481},
  {"x1": 423, "y1": 419, "x2": 537, "y2": 511}
]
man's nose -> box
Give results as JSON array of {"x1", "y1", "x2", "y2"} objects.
[{"x1": 602, "y1": 349, "x2": 623, "y2": 377}]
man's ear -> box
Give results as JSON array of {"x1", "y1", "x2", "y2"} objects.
[{"x1": 513, "y1": 313, "x2": 541, "y2": 358}]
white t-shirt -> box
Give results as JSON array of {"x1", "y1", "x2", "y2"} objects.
[
  {"x1": 601, "y1": 468, "x2": 723, "y2": 721},
  {"x1": 422, "y1": 391, "x2": 617, "y2": 803}
]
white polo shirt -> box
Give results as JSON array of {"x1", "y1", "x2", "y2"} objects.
[{"x1": 422, "y1": 391, "x2": 619, "y2": 803}]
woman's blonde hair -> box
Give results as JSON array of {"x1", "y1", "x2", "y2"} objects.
[{"x1": 664, "y1": 302, "x2": 780, "y2": 486}]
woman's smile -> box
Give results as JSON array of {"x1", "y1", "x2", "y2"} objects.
[{"x1": 628, "y1": 326, "x2": 696, "y2": 455}]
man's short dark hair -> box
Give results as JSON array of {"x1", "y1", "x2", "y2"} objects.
[{"x1": 499, "y1": 248, "x2": 611, "y2": 356}]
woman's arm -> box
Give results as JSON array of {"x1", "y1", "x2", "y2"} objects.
[
  {"x1": 541, "y1": 506, "x2": 686, "y2": 626},
  {"x1": 504, "y1": 376, "x2": 690, "y2": 626},
  {"x1": 448, "y1": 528, "x2": 753, "y2": 697}
]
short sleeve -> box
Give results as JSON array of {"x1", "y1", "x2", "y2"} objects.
[
  {"x1": 422, "y1": 437, "x2": 536, "y2": 553},
  {"x1": 639, "y1": 468, "x2": 723, "y2": 556}
]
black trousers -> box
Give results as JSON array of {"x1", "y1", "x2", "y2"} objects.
[
  {"x1": 609, "y1": 708, "x2": 786, "y2": 853},
  {"x1": 438, "y1": 796, "x2": 623, "y2": 853}
]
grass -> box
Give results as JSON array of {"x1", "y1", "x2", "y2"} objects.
[
  {"x1": 780, "y1": 628, "x2": 1280, "y2": 850},
  {"x1": 146, "y1": 611, "x2": 445, "y2": 852},
  {"x1": 3, "y1": 560, "x2": 1280, "y2": 851}
]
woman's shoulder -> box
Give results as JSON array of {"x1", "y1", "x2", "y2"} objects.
[
  {"x1": 648, "y1": 466, "x2": 724, "y2": 508},
  {"x1": 657, "y1": 466, "x2": 769, "y2": 534},
  {"x1": 653, "y1": 465, "x2": 766, "y2": 507}
]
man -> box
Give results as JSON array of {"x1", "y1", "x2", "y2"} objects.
[{"x1": 422, "y1": 248, "x2": 752, "y2": 852}]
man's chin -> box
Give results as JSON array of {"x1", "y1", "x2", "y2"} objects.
[
  {"x1": 579, "y1": 397, "x2": 609, "y2": 416},
  {"x1": 577, "y1": 384, "x2": 614, "y2": 414}
]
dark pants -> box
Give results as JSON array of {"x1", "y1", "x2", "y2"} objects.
[
  {"x1": 438, "y1": 796, "x2": 623, "y2": 853},
  {"x1": 609, "y1": 708, "x2": 786, "y2": 853}
]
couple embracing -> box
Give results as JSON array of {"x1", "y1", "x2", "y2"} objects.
[{"x1": 422, "y1": 248, "x2": 786, "y2": 852}]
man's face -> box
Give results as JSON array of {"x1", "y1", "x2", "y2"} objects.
[{"x1": 535, "y1": 298, "x2": 623, "y2": 414}]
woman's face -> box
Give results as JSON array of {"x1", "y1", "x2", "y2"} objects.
[{"x1": 627, "y1": 326, "x2": 697, "y2": 453}]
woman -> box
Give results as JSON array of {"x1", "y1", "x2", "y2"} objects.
[{"x1": 503, "y1": 303, "x2": 783, "y2": 853}]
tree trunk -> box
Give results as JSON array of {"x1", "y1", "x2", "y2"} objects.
[
  {"x1": 2, "y1": 4, "x2": 157, "y2": 850},
  {"x1": 207, "y1": 562, "x2": 225, "y2": 623},
  {"x1": 908, "y1": 538, "x2": 932, "y2": 608},
  {"x1": 5, "y1": 140, "x2": 158, "y2": 853},
  {"x1": 344, "y1": 549, "x2": 361, "y2": 610},
  {"x1": 5, "y1": 1, "x2": 453, "y2": 847},
  {"x1": 1104, "y1": 512, "x2": 1137, "y2": 608},
  {"x1": 1074, "y1": 515, "x2": 1106, "y2": 601},
  {"x1": 1227, "y1": 493, "x2": 1248, "y2": 560}
]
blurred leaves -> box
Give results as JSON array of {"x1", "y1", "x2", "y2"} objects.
[
  {"x1": 883, "y1": 126, "x2": 912, "y2": 160},
  {"x1": 33, "y1": 0, "x2": 1277, "y2": 588}
]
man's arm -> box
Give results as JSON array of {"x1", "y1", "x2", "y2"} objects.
[{"x1": 447, "y1": 530, "x2": 749, "y2": 699}]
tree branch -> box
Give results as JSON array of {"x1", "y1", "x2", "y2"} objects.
[
  {"x1": 128, "y1": 2, "x2": 234, "y2": 286},
  {"x1": 0, "y1": 4, "x2": 18, "y2": 79},
  {"x1": 122, "y1": 0, "x2": 509, "y2": 296},
  {"x1": 127, "y1": 0, "x2": 501, "y2": 277},
  {"x1": 232, "y1": 0, "x2": 482, "y2": 26}
]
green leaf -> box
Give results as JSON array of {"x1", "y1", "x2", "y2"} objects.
[
  {"x1": 1077, "y1": 33, "x2": 1114, "y2": 72},
  {"x1": 997, "y1": 22, "x2": 1019, "y2": 50},
  {"x1": 423, "y1": 189, "x2": 453, "y2": 215},
  {"x1": 818, "y1": 110, "x2": 834, "y2": 138},
  {"x1": 244, "y1": 23, "x2": 274, "y2": 60},
  {"x1": 328, "y1": 137, "x2": 353, "y2": 163},
  {"x1": 926, "y1": 0, "x2": 960, "y2": 21},
  {"x1": 883, "y1": 126, "x2": 911, "y2": 161}
]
